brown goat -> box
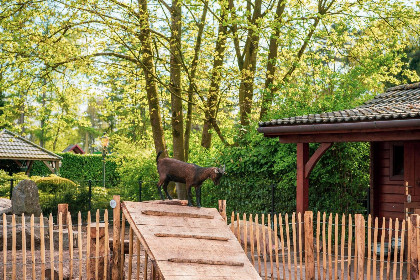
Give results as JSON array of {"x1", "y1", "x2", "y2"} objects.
[{"x1": 156, "y1": 151, "x2": 225, "y2": 207}]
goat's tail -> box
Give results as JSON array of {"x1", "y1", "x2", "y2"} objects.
[{"x1": 156, "y1": 151, "x2": 163, "y2": 162}]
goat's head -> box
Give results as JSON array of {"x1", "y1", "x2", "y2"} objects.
[{"x1": 210, "y1": 165, "x2": 225, "y2": 185}]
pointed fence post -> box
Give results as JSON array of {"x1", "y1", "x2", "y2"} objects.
[
  {"x1": 355, "y1": 214, "x2": 365, "y2": 280},
  {"x1": 218, "y1": 200, "x2": 227, "y2": 222},
  {"x1": 112, "y1": 195, "x2": 122, "y2": 280},
  {"x1": 304, "y1": 211, "x2": 315, "y2": 280}
]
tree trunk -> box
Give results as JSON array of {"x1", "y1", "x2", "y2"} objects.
[
  {"x1": 238, "y1": 0, "x2": 262, "y2": 127},
  {"x1": 137, "y1": 0, "x2": 167, "y2": 156},
  {"x1": 169, "y1": 0, "x2": 186, "y2": 199},
  {"x1": 201, "y1": 0, "x2": 229, "y2": 149},
  {"x1": 259, "y1": 0, "x2": 286, "y2": 121},
  {"x1": 184, "y1": 1, "x2": 208, "y2": 161}
]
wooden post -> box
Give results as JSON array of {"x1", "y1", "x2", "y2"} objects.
[
  {"x1": 296, "y1": 143, "x2": 309, "y2": 215},
  {"x1": 410, "y1": 214, "x2": 419, "y2": 280},
  {"x1": 89, "y1": 222, "x2": 106, "y2": 280},
  {"x1": 356, "y1": 214, "x2": 365, "y2": 280},
  {"x1": 218, "y1": 200, "x2": 227, "y2": 221},
  {"x1": 304, "y1": 211, "x2": 315, "y2": 280},
  {"x1": 58, "y1": 204, "x2": 68, "y2": 226},
  {"x1": 112, "y1": 195, "x2": 122, "y2": 280}
]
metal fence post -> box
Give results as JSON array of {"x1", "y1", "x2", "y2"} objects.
[
  {"x1": 9, "y1": 178, "x2": 13, "y2": 199},
  {"x1": 138, "y1": 180, "x2": 142, "y2": 202},
  {"x1": 88, "y1": 179, "x2": 92, "y2": 210}
]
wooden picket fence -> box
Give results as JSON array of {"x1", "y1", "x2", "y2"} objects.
[
  {"x1": 228, "y1": 211, "x2": 420, "y2": 280},
  {"x1": 2, "y1": 204, "x2": 420, "y2": 279}
]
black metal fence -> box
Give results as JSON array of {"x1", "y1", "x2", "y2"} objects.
[{"x1": 0, "y1": 177, "x2": 369, "y2": 218}]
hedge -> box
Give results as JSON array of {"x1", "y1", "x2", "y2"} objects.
[{"x1": 30, "y1": 153, "x2": 119, "y2": 185}]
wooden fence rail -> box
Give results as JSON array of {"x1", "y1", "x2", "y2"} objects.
[{"x1": 228, "y1": 211, "x2": 416, "y2": 280}]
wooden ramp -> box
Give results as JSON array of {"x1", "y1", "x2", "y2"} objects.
[{"x1": 122, "y1": 200, "x2": 261, "y2": 280}]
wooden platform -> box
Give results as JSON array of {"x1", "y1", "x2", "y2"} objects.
[{"x1": 122, "y1": 200, "x2": 261, "y2": 280}]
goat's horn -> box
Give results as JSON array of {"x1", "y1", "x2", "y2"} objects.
[{"x1": 221, "y1": 164, "x2": 226, "y2": 172}]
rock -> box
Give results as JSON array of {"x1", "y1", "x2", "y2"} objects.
[
  {"x1": 0, "y1": 215, "x2": 49, "y2": 250},
  {"x1": 11, "y1": 180, "x2": 42, "y2": 216},
  {"x1": 0, "y1": 198, "x2": 12, "y2": 215}
]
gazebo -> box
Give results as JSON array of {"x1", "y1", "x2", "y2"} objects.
[
  {"x1": 258, "y1": 82, "x2": 420, "y2": 220},
  {"x1": 0, "y1": 129, "x2": 62, "y2": 175}
]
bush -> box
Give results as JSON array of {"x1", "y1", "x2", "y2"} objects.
[{"x1": 34, "y1": 174, "x2": 77, "y2": 192}]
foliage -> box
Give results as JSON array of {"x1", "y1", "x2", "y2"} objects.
[
  {"x1": 33, "y1": 174, "x2": 77, "y2": 192},
  {"x1": 31, "y1": 153, "x2": 119, "y2": 185}
]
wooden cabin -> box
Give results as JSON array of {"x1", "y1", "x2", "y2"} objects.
[{"x1": 258, "y1": 82, "x2": 420, "y2": 220}]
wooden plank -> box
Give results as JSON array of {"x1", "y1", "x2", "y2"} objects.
[
  {"x1": 121, "y1": 212, "x2": 126, "y2": 278},
  {"x1": 49, "y1": 214, "x2": 54, "y2": 280},
  {"x1": 68, "y1": 212, "x2": 74, "y2": 280},
  {"x1": 104, "y1": 210, "x2": 109, "y2": 280},
  {"x1": 322, "y1": 212, "x2": 327, "y2": 280},
  {"x1": 250, "y1": 214, "x2": 255, "y2": 266},
  {"x1": 12, "y1": 214, "x2": 16, "y2": 280},
  {"x1": 408, "y1": 216, "x2": 412, "y2": 279},
  {"x1": 262, "y1": 214, "x2": 267, "y2": 280},
  {"x1": 95, "y1": 210, "x2": 100, "y2": 280},
  {"x1": 410, "y1": 215, "x2": 419, "y2": 280},
  {"x1": 400, "y1": 220, "x2": 406, "y2": 280},
  {"x1": 328, "y1": 213, "x2": 332, "y2": 280},
  {"x1": 78, "y1": 212, "x2": 83, "y2": 280},
  {"x1": 380, "y1": 217, "x2": 386, "y2": 280},
  {"x1": 31, "y1": 214, "x2": 35, "y2": 280},
  {"x1": 304, "y1": 211, "x2": 314, "y2": 280},
  {"x1": 236, "y1": 213, "x2": 240, "y2": 241},
  {"x1": 142, "y1": 210, "x2": 214, "y2": 219},
  {"x1": 334, "y1": 213, "x2": 338, "y2": 280},
  {"x1": 298, "y1": 212, "x2": 303, "y2": 280},
  {"x1": 367, "y1": 215, "x2": 372, "y2": 280},
  {"x1": 144, "y1": 251, "x2": 148, "y2": 280},
  {"x1": 86, "y1": 211, "x2": 91, "y2": 280},
  {"x1": 347, "y1": 214, "x2": 352, "y2": 280},
  {"x1": 129, "y1": 227, "x2": 134, "y2": 280},
  {"x1": 274, "y1": 214, "x2": 280, "y2": 279},
  {"x1": 279, "y1": 214, "x2": 285, "y2": 279},
  {"x1": 113, "y1": 196, "x2": 121, "y2": 280},
  {"x1": 167, "y1": 258, "x2": 244, "y2": 266},
  {"x1": 316, "y1": 212, "x2": 321, "y2": 280},
  {"x1": 341, "y1": 214, "x2": 345, "y2": 280},
  {"x1": 393, "y1": 219, "x2": 399, "y2": 280},
  {"x1": 22, "y1": 214, "x2": 27, "y2": 280},
  {"x1": 292, "y1": 213, "x2": 298, "y2": 280},
  {"x1": 40, "y1": 214, "x2": 46, "y2": 280},
  {"x1": 373, "y1": 217, "x2": 379, "y2": 280},
  {"x1": 154, "y1": 232, "x2": 229, "y2": 241},
  {"x1": 243, "y1": 213, "x2": 247, "y2": 256},
  {"x1": 231, "y1": 212, "x2": 234, "y2": 234},
  {"x1": 356, "y1": 214, "x2": 365, "y2": 280},
  {"x1": 387, "y1": 218, "x2": 392, "y2": 280},
  {"x1": 268, "y1": 214, "x2": 273, "y2": 278},
  {"x1": 285, "y1": 214, "x2": 291, "y2": 280},
  {"x1": 136, "y1": 237, "x2": 141, "y2": 280},
  {"x1": 59, "y1": 213, "x2": 63, "y2": 280},
  {"x1": 255, "y1": 214, "x2": 261, "y2": 274}
]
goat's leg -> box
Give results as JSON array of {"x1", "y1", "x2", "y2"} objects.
[
  {"x1": 162, "y1": 181, "x2": 172, "y2": 200},
  {"x1": 157, "y1": 178, "x2": 165, "y2": 200},
  {"x1": 196, "y1": 187, "x2": 201, "y2": 208},
  {"x1": 187, "y1": 187, "x2": 193, "y2": 207}
]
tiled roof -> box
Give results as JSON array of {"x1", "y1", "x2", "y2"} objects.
[
  {"x1": 0, "y1": 130, "x2": 62, "y2": 161},
  {"x1": 259, "y1": 82, "x2": 420, "y2": 127}
]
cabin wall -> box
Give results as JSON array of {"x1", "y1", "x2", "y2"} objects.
[{"x1": 371, "y1": 141, "x2": 405, "y2": 220}]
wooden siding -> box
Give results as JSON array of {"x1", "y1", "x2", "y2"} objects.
[{"x1": 372, "y1": 142, "x2": 405, "y2": 220}]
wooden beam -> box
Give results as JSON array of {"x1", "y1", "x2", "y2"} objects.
[
  {"x1": 42, "y1": 161, "x2": 55, "y2": 173},
  {"x1": 304, "y1": 143, "x2": 333, "y2": 178},
  {"x1": 297, "y1": 143, "x2": 309, "y2": 215},
  {"x1": 279, "y1": 130, "x2": 420, "y2": 143},
  {"x1": 25, "y1": 161, "x2": 34, "y2": 176},
  {"x1": 13, "y1": 160, "x2": 22, "y2": 167}
]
